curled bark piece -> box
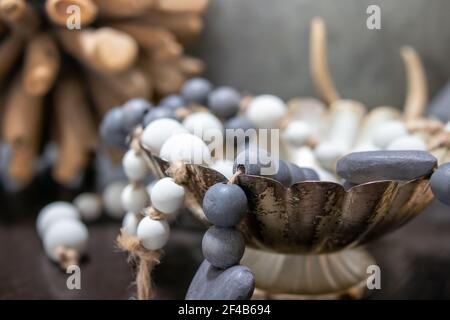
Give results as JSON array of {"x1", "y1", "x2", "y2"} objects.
[
  {"x1": 117, "y1": 230, "x2": 163, "y2": 300},
  {"x1": 0, "y1": 0, "x2": 39, "y2": 37},
  {"x1": 93, "y1": 0, "x2": 154, "y2": 18},
  {"x1": 45, "y1": 0, "x2": 98, "y2": 27},
  {"x1": 58, "y1": 27, "x2": 138, "y2": 74},
  {"x1": 310, "y1": 17, "x2": 340, "y2": 106},
  {"x1": 111, "y1": 22, "x2": 182, "y2": 60},
  {"x1": 2, "y1": 76, "x2": 43, "y2": 185},
  {"x1": 23, "y1": 33, "x2": 60, "y2": 96},
  {"x1": 0, "y1": 33, "x2": 23, "y2": 85},
  {"x1": 402, "y1": 46, "x2": 428, "y2": 122},
  {"x1": 53, "y1": 76, "x2": 97, "y2": 185},
  {"x1": 155, "y1": 0, "x2": 208, "y2": 14}
]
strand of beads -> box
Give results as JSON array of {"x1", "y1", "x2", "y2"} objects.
[{"x1": 186, "y1": 170, "x2": 255, "y2": 300}]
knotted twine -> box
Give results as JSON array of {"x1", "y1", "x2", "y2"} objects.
[{"x1": 117, "y1": 145, "x2": 188, "y2": 299}]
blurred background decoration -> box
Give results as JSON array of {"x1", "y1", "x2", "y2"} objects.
[{"x1": 0, "y1": 0, "x2": 207, "y2": 191}]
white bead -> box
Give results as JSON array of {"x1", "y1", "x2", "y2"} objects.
[
  {"x1": 141, "y1": 118, "x2": 187, "y2": 154},
  {"x1": 36, "y1": 202, "x2": 80, "y2": 238},
  {"x1": 372, "y1": 121, "x2": 408, "y2": 149},
  {"x1": 146, "y1": 180, "x2": 157, "y2": 199},
  {"x1": 444, "y1": 121, "x2": 450, "y2": 132},
  {"x1": 122, "y1": 149, "x2": 149, "y2": 181},
  {"x1": 387, "y1": 135, "x2": 427, "y2": 151},
  {"x1": 122, "y1": 212, "x2": 139, "y2": 236},
  {"x1": 314, "y1": 142, "x2": 345, "y2": 171},
  {"x1": 351, "y1": 142, "x2": 380, "y2": 153},
  {"x1": 121, "y1": 183, "x2": 150, "y2": 214},
  {"x1": 103, "y1": 181, "x2": 127, "y2": 219},
  {"x1": 182, "y1": 112, "x2": 224, "y2": 143},
  {"x1": 246, "y1": 95, "x2": 287, "y2": 129},
  {"x1": 159, "y1": 133, "x2": 212, "y2": 164},
  {"x1": 282, "y1": 121, "x2": 312, "y2": 147},
  {"x1": 73, "y1": 193, "x2": 102, "y2": 222},
  {"x1": 210, "y1": 160, "x2": 234, "y2": 179},
  {"x1": 43, "y1": 219, "x2": 89, "y2": 262},
  {"x1": 151, "y1": 177, "x2": 185, "y2": 215},
  {"x1": 137, "y1": 216, "x2": 170, "y2": 250}
]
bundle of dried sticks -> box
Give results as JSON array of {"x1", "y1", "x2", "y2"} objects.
[{"x1": 0, "y1": 0, "x2": 207, "y2": 189}]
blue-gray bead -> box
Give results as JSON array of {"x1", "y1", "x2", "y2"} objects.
[
  {"x1": 202, "y1": 226, "x2": 245, "y2": 269},
  {"x1": 302, "y1": 167, "x2": 320, "y2": 181},
  {"x1": 336, "y1": 150, "x2": 437, "y2": 184},
  {"x1": 208, "y1": 86, "x2": 241, "y2": 119},
  {"x1": 203, "y1": 183, "x2": 247, "y2": 227},
  {"x1": 100, "y1": 107, "x2": 127, "y2": 148},
  {"x1": 181, "y1": 77, "x2": 212, "y2": 105},
  {"x1": 428, "y1": 81, "x2": 450, "y2": 123},
  {"x1": 342, "y1": 179, "x2": 357, "y2": 191},
  {"x1": 186, "y1": 260, "x2": 255, "y2": 300},
  {"x1": 224, "y1": 116, "x2": 253, "y2": 131},
  {"x1": 233, "y1": 146, "x2": 274, "y2": 177},
  {"x1": 273, "y1": 160, "x2": 292, "y2": 187},
  {"x1": 142, "y1": 107, "x2": 177, "y2": 126},
  {"x1": 122, "y1": 98, "x2": 152, "y2": 131},
  {"x1": 160, "y1": 94, "x2": 185, "y2": 110},
  {"x1": 431, "y1": 163, "x2": 450, "y2": 205}
]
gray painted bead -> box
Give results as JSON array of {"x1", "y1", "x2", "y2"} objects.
[
  {"x1": 224, "y1": 116, "x2": 253, "y2": 131},
  {"x1": 100, "y1": 107, "x2": 127, "y2": 148},
  {"x1": 302, "y1": 167, "x2": 320, "y2": 181},
  {"x1": 208, "y1": 86, "x2": 241, "y2": 119},
  {"x1": 160, "y1": 94, "x2": 185, "y2": 110},
  {"x1": 202, "y1": 227, "x2": 245, "y2": 269},
  {"x1": 181, "y1": 77, "x2": 212, "y2": 105},
  {"x1": 203, "y1": 183, "x2": 247, "y2": 227},
  {"x1": 336, "y1": 150, "x2": 437, "y2": 184},
  {"x1": 186, "y1": 259, "x2": 255, "y2": 300},
  {"x1": 273, "y1": 160, "x2": 291, "y2": 187},
  {"x1": 431, "y1": 163, "x2": 450, "y2": 205},
  {"x1": 233, "y1": 146, "x2": 274, "y2": 177},
  {"x1": 142, "y1": 107, "x2": 177, "y2": 126},
  {"x1": 428, "y1": 81, "x2": 450, "y2": 123},
  {"x1": 122, "y1": 98, "x2": 152, "y2": 131}
]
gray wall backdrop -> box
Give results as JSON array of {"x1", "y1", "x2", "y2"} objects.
[{"x1": 191, "y1": 0, "x2": 450, "y2": 109}]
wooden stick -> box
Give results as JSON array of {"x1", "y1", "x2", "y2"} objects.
[
  {"x1": 310, "y1": 17, "x2": 340, "y2": 106},
  {"x1": 57, "y1": 27, "x2": 138, "y2": 74},
  {"x1": 0, "y1": 0, "x2": 39, "y2": 37},
  {"x1": 110, "y1": 22, "x2": 182, "y2": 60},
  {"x1": 2, "y1": 76, "x2": 43, "y2": 184},
  {"x1": 0, "y1": 33, "x2": 23, "y2": 85},
  {"x1": 175, "y1": 55, "x2": 204, "y2": 77},
  {"x1": 155, "y1": 0, "x2": 208, "y2": 14},
  {"x1": 52, "y1": 76, "x2": 98, "y2": 185},
  {"x1": 23, "y1": 33, "x2": 60, "y2": 96},
  {"x1": 45, "y1": 0, "x2": 98, "y2": 27},
  {"x1": 401, "y1": 46, "x2": 428, "y2": 122},
  {"x1": 93, "y1": 0, "x2": 154, "y2": 18},
  {"x1": 144, "y1": 59, "x2": 185, "y2": 97}
]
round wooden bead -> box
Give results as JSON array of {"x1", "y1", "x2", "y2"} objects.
[
  {"x1": 122, "y1": 98, "x2": 152, "y2": 131},
  {"x1": 122, "y1": 212, "x2": 139, "y2": 236},
  {"x1": 208, "y1": 86, "x2": 241, "y2": 119},
  {"x1": 314, "y1": 142, "x2": 345, "y2": 170},
  {"x1": 181, "y1": 77, "x2": 212, "y2": 104},
  {"x1": 233, "y1": 145, "x2": 276, "y2": 177},
  {"x1": 160, "y1": 94, "x2": 185, "y2": 110},
  {"x1": 122, "y1": 149, "x2": 149, "y2": 181},
  {"x1": 159, "y1": 133, "x2": 212, "y2": 164},
  {"x1": 372, "y1": 121, "x2": 408, "y2": 149},
  {"x1": 431, "y1": 163, "x2": 450, "y2": 205},
  {"x1": 103, "y1": 181, "x2": 127, "y2": 219},
  {"x1": 99, "y1": 107, "x2": 127, "y2": 148},
  {"x1": 224, "y1": 116, "x2": 253, "y2": 131},
  {"x1": 37, "y1": 202, "x2": 80, "y2": 238},
  {"x1": 246, "y1": 95, "x2": 287, "y2": 129},
  {"x1": 282, "y1": 121, "x2": 312, "y2": 147},
  {"x1": 182, "y1": 112, "x2": 224, "y2": 141},
  {"x1": 43, "y1": 219, "x2": 89, "y2": 262},
  {"x1": 150, "y1": 177, "x2": 185, "y2": 215},
  {"x1": 273, "y1": 160, "x2": 292, "y2": 187},
  {"x1": 121, "y1": 183, "x2": 150, "y2": 214},
  {"x1": 141, "y1": 118, "x2": 187, "y2": 154},
  {"x1": 203, "y1": 183, "x2": 247, "y2": 227},
  {"x1": 202, "y1": 226, "x2": 245, "y2": 269},
  {"x1": 143, "y1": 107, "x2": 177, "y2": 126},
  {"x1": 387, "y1": 135, "x2": 427, "y2": 151},
  {"x1": 137, "y1": 216, "x2": 170, "y2": 250},
  {"x1": 73, "y1": 193, "x2": 102, "y2": 222}
]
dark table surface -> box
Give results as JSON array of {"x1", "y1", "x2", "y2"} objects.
[{"x1": 1, "y1": 175, "x2": 450, "y2": 300}]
